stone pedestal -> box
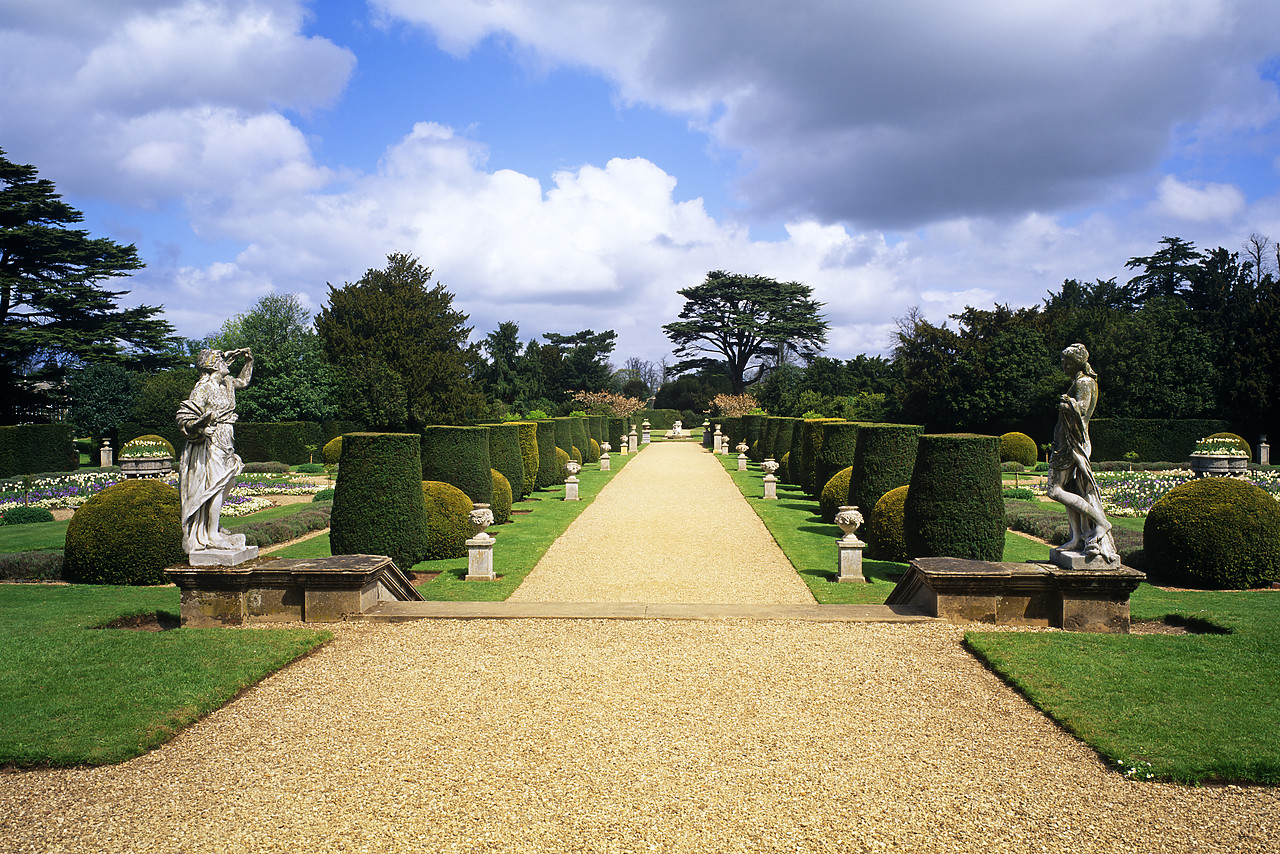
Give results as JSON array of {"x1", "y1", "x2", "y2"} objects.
[
  {"x1": 836, "y1": 538, "x2": 867, "y2": 583},
  {"x1": 1049, "y1": 546, "x2": 1121, "y2": 571},
  {"x1": 738, "y1": 453, "x2": 748, "y2": 471},
  {"x1": 466, "y1": 536, "x2": 496, "y2": 581},
  {"x1": 564, "y1": 475, "x2": 580, "y2": 500},
  {"x1": 166, "y1": 554, "x2": 422, "y2": 626},
  {"x1": 642, "y1": 420, "x2": 651, "y2": 444},
  {"x1": 618, "y1": 435, "x2": 628, "y2": 456},
  {"x1": 1261, "y1": 442, "x2": 1271, "y2": 466},
  {"x1": 629, "y1": 428, "x2": 638, "y2": 454},
  {"x1": 713, "y1": 426, "x2": 722, "y2": 454},
  {"x1": 762, "y1": 474, "x2": 777, "y2": 499},
  {"x1": 600, "y1": 452, "x2": 610, "y2": 471},
  {"x1": 885, "y1": 556, "x2": 1146, "y2": 633},
  {"x1": 99, "y1": 439, "x2": 113, "y2": 468},
  {"x1": 189, "y1": 545, "x2": 259, "y2": 566}
]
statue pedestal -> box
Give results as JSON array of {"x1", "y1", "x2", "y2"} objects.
[
  {"x1": 188, "y1": 546, "x2": 259, "y2": 567},
  {"x1": 466, "y1": 537, "x2": 496, "y2": 581},
  {"x1": 886, "y1": 557, "x2": 1145, "y2": 633},
  {"x1": 836, "y1": 538, "x2": 867, "y2": 583},
  {"x1": 1049, "y1": 546, "x2": 1121, "y2": 571}
]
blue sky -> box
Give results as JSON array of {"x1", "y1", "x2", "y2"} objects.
[{"x1": 4, "y1": 0, "x2": 1280, "y2": 368}]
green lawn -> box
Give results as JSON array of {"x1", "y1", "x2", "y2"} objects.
[
  {"x1": 0, "y1": 584, "x2": 329, "y2": 768},
  {"x1": 272, "y1": 452, "x2": 636, "y2": 601}
]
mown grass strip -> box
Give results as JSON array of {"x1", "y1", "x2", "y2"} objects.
[
  {"x1": 272, "y1": 452, "x2": 637, "y2": 601},
  {"x1": 0, "y1": 585, "x2": 329, "y2": 768}
]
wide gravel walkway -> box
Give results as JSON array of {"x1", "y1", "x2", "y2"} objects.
[{"x1": 510, "y1": 441, "x2": 814, "y2": 603}]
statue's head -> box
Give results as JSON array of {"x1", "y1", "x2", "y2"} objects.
[
  {"x1": 196, "y1": 349, "x2": 224, "y2": 373},
  {"x1": 1061, "y1": 343, "x2": 1096, "y2": 378}
]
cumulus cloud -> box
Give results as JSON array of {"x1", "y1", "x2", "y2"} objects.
[
  {"x1": 1153, "y1": 176, "x2": 1248, "y2": 222},
  {"x1": 376, "y1": 0, "x2": 1280, "y2": 228}
]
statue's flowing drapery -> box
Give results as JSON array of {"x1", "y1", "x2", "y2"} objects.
[{"x1": 176, "y1": 376, "x2": 243, "y2": 553}]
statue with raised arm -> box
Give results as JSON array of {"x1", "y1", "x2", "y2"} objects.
[
  {"x1": 176, "y1": 347, "x2": 257, "y2": 561},
  {"x1": 1046, "y1": 343, "x2": 1119, "y2": 567}
]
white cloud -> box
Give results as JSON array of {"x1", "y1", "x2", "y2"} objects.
[{"x1": 1153, "y1": 176, "x2": 1248, "y2": 222}]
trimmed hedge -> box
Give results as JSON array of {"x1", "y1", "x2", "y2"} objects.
[
  {"x1": 847, "y1": 423, "x2": 923, "y2": 517},
  {"x1": 490, "y1": 469, "x2": 513, "y2": 525},
  {"x1": 866, "y1": 485, "x2": 910, "y2": 563},
  {"x1": 635, "y1": 409, "x2": 681, "y2": 431},
  {"x1": 760, "y1": 417, "x2": 781, "y2": 464},
  {"x1": 421, "y1": 426, "x2": 492, "y2": 505},
  {"x1": 741, "y1": 414, "x2": 766, "y2": 462},
  {"x1": 1144, "y1": 478, "x2": 1280, "y2": 589},
  {"x1": 479, "y1": 423, "x2": 525, "y2": 506},
  {"x1": 815, "y1": 421, "x2": 859, "y2": 501},
  {"x1": 554, "y1": 447, "x2": 570, "y2": 485},
  {"x1": 904, "y1": 433, "x2": 1005, "y2": 561},
  {"x1": 819, "y1": 466, "x2": 854, "y2": 524},
  {"x1": 513, "y1": 421, "x2": 539, "y2": 497},
  {"x1": 1090, "y1": 418, "x2": 1230, "y2": 462},
  {"x1": 320, "y1": 419, "x2": 363, "y2": 443},
  {"x1": 0, "y1": 423, "x2": 78, "y2": 478},
  {"x1": 553, "y1": 418, "x2": 575, "y2": 460},
  {"x1": 534, "y1": 419, "x2": 560, "y2": 488},
  {"x1": 999, "y1": 431, "x2": 1038, "y2": 466},
  {"x1": 234, "y1": 421, "x2": 325, "y2": 465},
  {"x1": 422, "y1": 480, "x2": 472, "y2": 560},
  {"x1": 230, "y1": 505, "x2": 331, "y2": 549},
  {"x1": 64, "y1": 479, "x2": 184, "y2": 585},
  {"x1": 331, "y1": 432, "x2": 428, "y2": 570},
  {"x1": 800, "y1": 418, "x2": 845, "y2": 496},
  {"x1": 720, "y1": 416, "x2": 743, "y2": 455},
  {"x1": 772, "y1": 418, "x2": 797, "y2": 479},
  {"x1": 786, "y1": 422, "x2": 805, "y2": 485},
  {"x1": 570, "y1": 418, "x2": 594, "y2": 463},
  {"x1": 323, "y1": 436, "x2": 343, "y2": 465},
  {"x1": 608, "y1": 418, "x2": 630, "y2": 451},
  {"x1": 2, "y1": 506, "x2": 55, "y2": 525}
]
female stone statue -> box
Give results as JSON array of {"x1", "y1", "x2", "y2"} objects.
[
  {"x1": 176, "y1": 348, "x2": 254, "y2": 555},
  {"x1": 1046, "y1": 343, "x2": 1118, "y2": 564}
]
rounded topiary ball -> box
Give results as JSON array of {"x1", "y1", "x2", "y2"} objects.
[
  {"x1": 421, "y1": 480, "x2": 472, "y2": 560},
  {"x1": 64, "y1": 479, "x2": 185, "y2": 585},
  {"x1": 323, "y1": 436, "x2": 343, "y2": 465},
  {"x1": 554, "y1": 447, "x2": 570, "y2": 485},
  {"x1": 490, "y1": 469, "x2": 512, "y2": 525},
  {"x1": 866, "y1": 485, "x2": 910, "y2": 563},
  {"x1": 999, "y1": 432, "x2": 1038, "y2": 467},
  {"x1": 1204, "y1": 432, "x2": 1252, "y2": 460},
  {"x1": 819, "y1": 466, "x2": 854, "y2": 523},
  {"x1": 1144, "y1": 477, "x2": 1280, "y2": 589}
]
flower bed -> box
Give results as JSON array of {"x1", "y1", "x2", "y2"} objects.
[{"x1": 0, "y1": 472, "x2": 327, "y2": 517}]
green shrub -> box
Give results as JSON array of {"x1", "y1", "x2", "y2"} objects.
[
  {"x1": 588, "y1": 415, "x2": 606, "y2": 452},
  {"x1": 490, "y1": 469, "x2": 513, "y2": 525},
  {"x1": 761, "y1": 417, "x2": 781, "y2": 463},
  {"x1": 312, "y1": 487, "x2": 335, "y2": 502},
  {"x1": 421, "y1": 480, "x2": 472, "y2": 560},
  {"x1": 1144, "y1": 477, "x2": 1280, "y2": 589},
  {"x1": 742, "y1": 414, "x2": 765, "y2": 462},
  {"x1": 114, "y1": 421, "x2": 184, "y2": 460},
  {"x1": 866, "y1": 485, "x2": 909, "y2": 563},
  {"x1": 0, "y1": 549, "x2": 64, "y2": 581},
  {"x1": 589, "y1": 438, "x2": 601, "y2": 461},
  {"x1": 570, "y1": 445, "x2": 583, "y2": 465},
  {"x1": 296, "y1": 463, "x2": 325, "y2": 474},
  {"x1": 534, "y1": 420, "x2": 560, "y2": 488},
  {"x1": 1001, "y1": 461, "x2": 1026, "y2": 472},
  {"x1": 847, "y1": 423, "x2": 922, "y2": 516},
  {"x1": 323, "y1": 436, "x2": 343, "y2": 465},
  {"x1": 1204, "y1": 431, "x2": 1252, "y2": 460},
  {"x1": 780, "y1": 451, "x2": 792, "y2": 483},
  {"x1": 64, "y1": 480, "x2": 184, "y2": 585},
  {"x1": 554, "y1": 447, "x2": 570, "y2": 485},
  {"x1": 999, "y1": 431, "x2": 1038, "y2": 466},
  {"x1": 800, "y1": 418, "x2": 844, "y2": 496},
  {"x1": 1002, "y1": 487, "x2": 1036, "y2": 500},
  {"x1": 2, "y1": 506, "x2": 55, "y2": 525},
  {"x1": 634, "y1": 409, "x2": 681, "y2": 431},
  {"x1": 242, "y1": 461, "x2": 290, "y2": 474},
  {"x1": 571, "y1": 418, "x2": 595, "y2": 463},
  {"x1": 608, "y1": 418, "x2": 630, "y2": 450},
  {"x1": 421, "y1": 426, "x2": 492, "y2": 505},
  {"x1": 330, "y1": 432, "x2": 428, "y2": 570},
  {"x1": 479, "y1": 423, "x2": 525, "y2": 507},
  {"x1": 120, "y1": 434, "x2": 176, "y2": 459},
  {"x1": 819, "y1": 467, "x2": 854, "y2": 523},
  {"x1": 1090, "y1": 418, "x2": 1229, "y2": 462},
  {"x1": 513, "y1": 421, "x2": 539, "y2": 497},
  {"x1": 904, "y1": 434, "x2": 1005, "y2": 561},
  {"x1": 815, "y1": 422, "x2": 859, "y2": 502},
  {"x1": 0, "y1": 423, "x2": 78, "y2": 478},
  {"x1": 552, "y1": 418, "x2": 575, "y2": 461},
  {"x1": 234, "y1": 421, "x2": 324, "y2": 465}
]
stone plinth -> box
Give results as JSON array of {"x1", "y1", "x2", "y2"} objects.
[
  {"x1": 836, "y1": 539, "x2": 867, "y2": 583},
  {"x1": 564, "y1": 476, "x2": 580, "y2": 500},
  {"x1": 1049, "y1": 546, "x2": 1121, "y2": 571},
  {"x1": 629, "y1": 428, "x2": 638, "y2": 454},
  {"x1": 466, "y1": 537, "x2": 496, "y2": 581},
  {"x1": 166, "y1": 554, "x2": 423, "y2": 626},
  {"x1": 188, "y1": 545, "x2": 259, "y2": 566},
  {"x1": 99, "y1": 440, "x2": 113, "y2": 468},
  {"x1": 885, "y1": 556, "x2": 1145, "y2": 633},
  {"x1": 600, "y1": 452, "x2": 610, "y2": 471},
  {"x1": 762, "y1": 475, "x2": 777, "y2": 499},
  {"x1": 1259, "y1": 442, "x2": 1270, "y2": 466},
  {"x1": 738, "y1": 453, "x2": 748, "y2": 471}
]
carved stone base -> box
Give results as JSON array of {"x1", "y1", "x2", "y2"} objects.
[
  {"x1": 188, "y1": 546, "x2": 259, "y2": 566},
  {"x1": 166, "y1": 554, "x2": 423, "y2": 626},
  {"x1": 466, "y1": 536, "x2": 496, "y2": 581},
  {"x1": 1049, "y1": 546, "x2": 1122, "y2": 571},
  {"x1": 885, "y1": 556, "x2": 1145, "y2": 633}
]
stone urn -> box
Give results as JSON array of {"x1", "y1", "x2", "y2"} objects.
[
  {"x1": 601, "y1": 442, "x2": 611, "y2": 454},
  {"x1": 468, "y1": 504, "x2": 495, "y2": 542},
  {"x1": 1189, "y1": 454, "x2": 1248, "y2": 478},
  {"x1": 565, "y1": 459, "x2": 582, "y2": 478},
  {"x1": 736, "y1": 442, "x2": 749, "y2": 454},
  {"x1": 121, "y1": 456, "x2": 174, "y2": 478},
  {"x1": 761, "y1": 458, "x2": 779, "y2": 476},
  {"x1": 834, "y1": 506, "x2": 864, "y2": 544}
]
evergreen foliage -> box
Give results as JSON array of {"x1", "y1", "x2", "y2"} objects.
[
  {"x1": 742, "y1": 413, "x2": 765, "y2": 461},
  {"x1": 420, "y1": 426, "x2": 493, "y2": 505},
  {"x1": 570, "y1": 418, "x2": 593, "y2": 463},
  {"x1": 489, "y1": 469, "x2": 512, "y2": 525},
  {"x1": 234, "y1": 421, "x2": 324, "y2": 465},
  {"x1": 478, "y1": 423, "x2": 524, "y2": 506},
  {"x1": 904, "y1": 434, "x2": 1005, "y2": 561},
  {"x1": 533, "y1": 419, "x2": 560, "y2": 488},
  {"x1": 819, "y1": 466, "x2": 854, "y2": 523},
  {"x1": 999, "y1": 431, "x2": 1039, "y2": 466},
  {"x1": 513, "y1": 421, "x2": 539, "y2": 497},
  {"x1": 0, "y1": 424, "x2": 77, "y2": 477},
  {"x1": 847, "y1": 423, "x2": 923, "y2": 516},
  {"x1": 815, "y1": 421, "x2": 859, "y2": 501},
  {"x1": 760, "y1": 417, "x2": 781, "y2": 463},
  {"x1": 330, "y1": 432, "x2": 428, "y2": 570},
  {"x1": 1089, "y1": 418, "x2": 1230, "y2": 462},
  {"x1": 421, "y1": 480, "x2": 472, "y2": 560},
  {"x1": 323, "y1": 436, "x2": 343, "y2": 465},
  {"x1": 1145, "y1": 478, "x2": 1280, "y2": 589},
  {"x1": 64, "y1": 480, "x2": 184, "y2": 585},
  {"x1": 866, "y1": 485, "x2": 910, "y2": 563},
  {"x1": 552, "y1": 418, "x2": 575, "y2": 459}
]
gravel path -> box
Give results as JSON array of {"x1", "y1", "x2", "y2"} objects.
[
  {"x1": 510, "y1": 442, "x2": 814, "y2": 604},
  {"x1": 2, "y1": 619, "x2": 1275, "y2": 853}
]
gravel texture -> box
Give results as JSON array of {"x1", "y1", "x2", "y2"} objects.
[
  {"x1": 510, "y1": 442, "x2": 814, "y2": 604},
  {"x1": 2, "y1": 619, "x2": 1276, "y2": 853}
]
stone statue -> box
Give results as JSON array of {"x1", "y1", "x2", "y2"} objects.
[
  {"x1": 1046, "y1": 343, "x2": 1119, "y2": 566},
  {"x1": 176, "y1": 348, "x2": 257, "y2": 562}
]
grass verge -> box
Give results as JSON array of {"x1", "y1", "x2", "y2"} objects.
[
  {"x1": 271, "y1": 453, "x2": 636, "y2": 601},
  {"x1": 0, "y1": 584, "x2": 329, "y2": 768},
  {"x1": 965, "y1": 586, "x2": 1280, "y2": 784}
]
